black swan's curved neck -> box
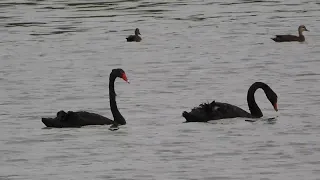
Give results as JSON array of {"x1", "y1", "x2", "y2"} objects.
[
  {"x1": 109, "y1": 75, "x2": 126, "y2": 125},
  {"x1": 247, "y1": 82, "x2": 270, "y2": 118}
]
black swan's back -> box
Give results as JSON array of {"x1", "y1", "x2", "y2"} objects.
[
  {"x1": 76, "y1": 111, "x2": 113, "y2": 125},
  {"x1": 41, "y1": 110, "x2": 113, "y2": 128},
  {"x1": 182, "y1": 101, "x2": 253, "y2": 122}
]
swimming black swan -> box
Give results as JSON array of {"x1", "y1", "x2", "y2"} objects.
[
  {"x1": 126, "y1": 28, "x2": 141, "y2": 42},
  {"x1": 41, "y1": 68, "x2": 129, "y2": 130},
  {"x1": 182, "y1": 82, "x2": 278, "y2": 122},
  {"x1": 271, "y1": 25, "x2": 308, "y2": 42}
]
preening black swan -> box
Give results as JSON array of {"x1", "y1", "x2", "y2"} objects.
[
  {"x1": 41, "y1": 68, "x2": 129, "y2": 130},
  {"x1": 182, "y1": 82, "x2": 278, "y2": 122},
  {"x1": 271, "y1": 25, "x2": 308, "y2": 42},
  {"x1": 126, "y1": 28, "x2": 141, "y2": 42}
]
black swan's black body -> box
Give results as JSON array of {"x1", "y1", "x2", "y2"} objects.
[
  {"x1": 182, "y1": 82, "x2": 278, "y2": 122},
  {"x1": 126, "y1": 28, "x2": 141, "y2": 42},
  {"x1": 41, "y1": 110, "x2": 113, "y2": 128},
  {"x1": 42, "y1": 68, "x2": 129, "y2": 129},
  {"x1": 182, "y1": 101, "x2": 253, "y2": 122},
  {"x1": 271, "y1": 25, "x2": 308, "y2": 42}
]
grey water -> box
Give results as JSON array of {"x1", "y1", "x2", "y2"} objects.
[{"x1": 0, "y1": 0, "x2": 320, "y2": 179}]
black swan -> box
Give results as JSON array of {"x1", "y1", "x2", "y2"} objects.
[
  {"x1": 126, "y1": 28, "x2": 141, "y2": 42},
  {"x1": 182, "y1": 82, "x2": 278, "y2": 122},
  {"x1": 271, "y1": 25, "x2": 308, "y2": 42},
  {"x1": 41, "y1": 68, "x2": 129, "y2": 130}
]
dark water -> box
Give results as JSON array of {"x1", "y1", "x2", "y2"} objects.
[{"x1": 1, "y1": 0, "x2": 320, "y2": 179}]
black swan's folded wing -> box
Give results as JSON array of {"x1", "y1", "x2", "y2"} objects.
[
  {"x1": 76, "y1": 111, "x2": 113, "y2": 125},
  {"x1": 182, "y1": 101, "x2": 253, "y2": 122},
  {"x1": 42, "y1": 110, "x2": 113, "y2": 128}
]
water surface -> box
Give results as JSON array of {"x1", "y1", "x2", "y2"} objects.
[{"x1": 0, "y1": 0, "x2": 320, "y2": 179}]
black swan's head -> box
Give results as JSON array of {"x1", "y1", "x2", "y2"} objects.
[
  {"x1": 298, "y1": 25, "x2": 308, "y2": 33},
  {"x1": 111, "y1": 68, "x2": 130, "y2": 83},
  {"x1": 135, "y1": 28, "x2": 141, "y2": 35},
  {"x1": 264, "y1": 84, "x2": 278, "y2": 111}
]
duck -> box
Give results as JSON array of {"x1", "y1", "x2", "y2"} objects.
[
  {"x1": 126, "y1": 28, "x2": 141, "y2": 42},
  {"x1": 271, "y1": 25, "x2": 309, "y2": 42}
]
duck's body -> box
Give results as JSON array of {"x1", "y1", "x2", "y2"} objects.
[
  {"x1": 271, "y1": 35, "x2": 305, "y2": 42},
  {"x1": 182, "y1": 82, "x2": 278, "y2": 123},
  {"x1": 126, "y1": 28, "x2": 141, "y2": 42},
  {"x1": 271, "y1": 25, "x2": 308, "y2": 42},
  {"x1": 126, "y1": 35, "x2": 141, "y2": 42},
  {"x1": 41, "y1": 69, "x2": 129, "y2": 129}
]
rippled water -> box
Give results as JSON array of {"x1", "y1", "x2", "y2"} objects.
[{"x1": 1, "y1": 0, "x2": 320, "y2": 179}]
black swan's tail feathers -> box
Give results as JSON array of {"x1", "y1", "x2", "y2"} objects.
[
  {"x1": 198, "y1": 101, "x2": 218, "y2": 112},
  {"x1": 182, "y1": 111, "x2": 188, "y2": 118},
  {"x1": 182, "y1": 101, "x2": 217, "y2": 122},
  {"x1": 56, "y1": 110, "x2": 68, "y2": 121},
  {"x1": 182, "y1": 111, "x2": 191, "y2": 122}
]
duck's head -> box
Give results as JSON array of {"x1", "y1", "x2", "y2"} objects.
[
  {"x1": 298, "y1": 25, "x2": 309, "y2": 32},
  {"x1": 135, "y1": 28, "x2": 141, "y2": 35}
]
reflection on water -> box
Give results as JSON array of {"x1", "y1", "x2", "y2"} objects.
[{"x1": 0, "y1": 0, "x2": 320, "y2": 179}]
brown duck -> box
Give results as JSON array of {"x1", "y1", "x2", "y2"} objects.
[
  {"x1": 271, "y1": 25, "x2": 309, "y2": 42},
  {"x1": 126, "y1": 28, "x2": 141, "y2": 42}
]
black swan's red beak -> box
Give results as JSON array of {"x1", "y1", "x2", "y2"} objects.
[
  {"x1": 273, "y1": 103, "x2": 278, "y2": 111},
  {"x1": 121, "y1": 73, "x2": 130, "y2": 83}
]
